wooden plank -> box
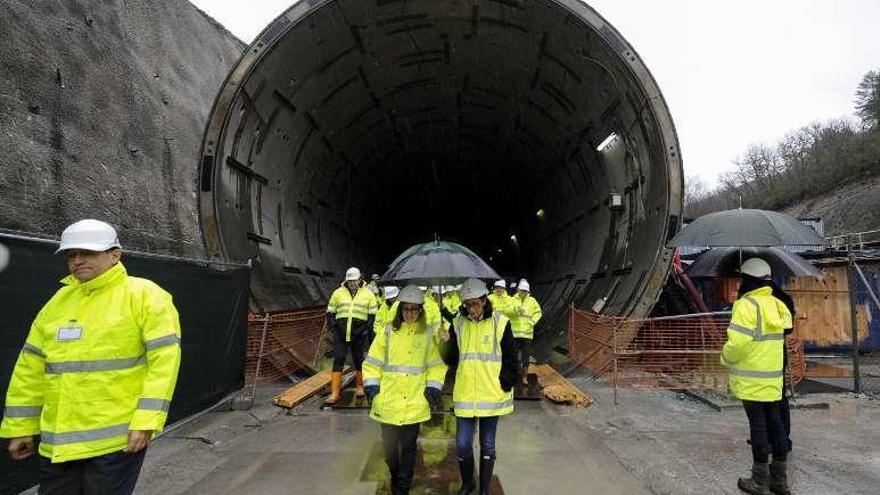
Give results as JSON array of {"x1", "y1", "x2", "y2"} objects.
[
  {"x1": 785, "y1": 264, "x2": 870, "y2": 346},
  {"x1": 529, "y1": 364, "x2": 594, "y2": 408},
  {"x1": 272, "y1": 367, "x2": 350, "y2": 408}
]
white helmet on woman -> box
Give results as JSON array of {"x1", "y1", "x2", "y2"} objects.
[
  {"x1": 460, "y1": 278, "x2": 488, "y2": 300},
  {"x1": 398, "y1": 285, "x2": 425, "y2": 304}
]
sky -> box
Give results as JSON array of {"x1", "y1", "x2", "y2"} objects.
[{"x1": 190, "y1": 0, "x2": 880, "y2": 187}]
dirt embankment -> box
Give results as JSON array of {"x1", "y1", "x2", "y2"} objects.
[
  {"x1": 784, "y1": 173, "x2": 880, "y2": 237},
  {"x1": 0, "y1": 0, "x2": 244, "y2": 255}
]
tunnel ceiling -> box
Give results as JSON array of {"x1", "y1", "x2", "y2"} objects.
[{"x1": 199, "y1": 0, "x2": 683, "y2": 321}]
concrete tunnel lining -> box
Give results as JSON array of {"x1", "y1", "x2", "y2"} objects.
[{"x1": 198, "y1": 0, "x2": 683, "y2": 326}]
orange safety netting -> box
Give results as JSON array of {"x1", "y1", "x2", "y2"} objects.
[
  {"x1": 568, "y1": 309, "x2": 805, "y2": 391},
  {"x1": 245, "y1": 308, "x2": 328, "y2": 385}
]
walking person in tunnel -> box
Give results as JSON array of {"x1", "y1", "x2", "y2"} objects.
[
  {"x1": 487, "y1": 280, "x2": 514, "y2": 319},
  {"x1": 326, "y1": 267, "x2": 378, "y2": 404},
  {"x1": 722, "y1": 258, "x2": 793, "y2": 495},
  {"x1": 446, "y1": 278, "x2": 518, "y2": 495},
  {"x1": 508, "y1": 279, "x2": 542, "y2": 384},
  {"x1": 1, "y1": 219, "x2": 182, "y2": 495},
  {"x1": 362, "y1": 285, "x2": 447, "y2": 495}
]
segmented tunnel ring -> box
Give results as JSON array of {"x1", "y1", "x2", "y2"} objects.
[{"x1": 198, "y1": 0, "x2": 683, "y2": 318}]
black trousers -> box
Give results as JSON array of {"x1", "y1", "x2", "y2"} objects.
[
  {"x1": 38, "y1": 449, "x2": 147, "y2": 495},
  {"x1": 515, "y1": 337, "x2": 532, "y2": 373},
  {"x1": 332, "y1": 325, "x2": 367, "y2": 371},
  {"x1": 380, "y1": 423, "x2": 420, "y2": 494},
  {"x1": 742, "y1": 400, "x2": 788, "y2": 463}
]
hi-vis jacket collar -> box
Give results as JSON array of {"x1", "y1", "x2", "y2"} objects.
[{"x1": 60, "y1": 262, "x2": 127, "y2": 294}]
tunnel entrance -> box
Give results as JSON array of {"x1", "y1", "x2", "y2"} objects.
[{"x1": 198, "y1": 0, "x2": 682, "y2": 324}]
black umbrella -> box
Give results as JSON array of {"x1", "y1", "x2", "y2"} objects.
[
  {"x1": 685, "y1": 247, "x2": 823, "y2": 279},
  {"x1": 380, "y1": 240, "x2": 500, "y2": 286},
  {"x1": 669, "y1": 208, "x2": 825, "y2": 247}
]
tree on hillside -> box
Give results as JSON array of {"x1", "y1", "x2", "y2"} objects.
[{"x1": 855, "y1": 70, "x2": 880, "y2": 130}]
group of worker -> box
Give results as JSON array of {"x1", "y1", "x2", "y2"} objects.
[{"x1": 325, "y1": 269, "x2": 542, "y2": 495}]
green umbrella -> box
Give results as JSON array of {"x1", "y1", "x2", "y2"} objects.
[
  {"x1": 381, "y1": 240, "x2": 499, "y2": 286},
  {"x1": 669, "y1": 208, "x2": 825, "y2": 248}
]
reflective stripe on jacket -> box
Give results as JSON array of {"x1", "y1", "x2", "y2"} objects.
[
  {"x1": 508, "y1": 294, "x2": 542, "y2": 340},
  {"x1": 0, "y1": 263, "x2": 181, "y2": 463},
  {"x1": 363, "y1": 322, "x2": 447, "y2": 425},
  {"x1": 721, "y1": 286, "x2": 792, "y2": 402},
  {"x1": 452, "y1": 313, "x2": 514, "y2": 418},
  {"x1": 327, "y1": 283, "x2": 378, "y2": 342}
]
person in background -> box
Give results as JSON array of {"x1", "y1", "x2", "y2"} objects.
[
  {"x1": 326, "y1": 267, "x2": 377, "y2": 403},
  {"x1": 508, "y1": 279, "x2": 542, "y2": 384},
  {"x1": 1, "y1": 219, "x2": 181, "y2": 495},
  {"x1": 722, "y1": 258, "x2": 792, "y2": 495},
  {"x1": 363, "y1": 285, "x2": 447, "y2": 495},
  {"x1": 446, "y1": 278, "x2": 517, "y2": 495},
  {"x1": 487, "y1": 280, "x2": 514, "y2": 319}
]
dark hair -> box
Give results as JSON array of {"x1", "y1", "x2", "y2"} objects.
[
  {"x1": 461, "y1": 295, "x2": 493, "y2": 320},
  {"x1": 391, "y1": 302, "x2": 426, "y2": 330}
]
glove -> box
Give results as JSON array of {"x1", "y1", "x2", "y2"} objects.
[
  {"x1": 364, "y1": 385, "x2": 379, "y2": 404},
  {"x1": 499, "y1": 371, "x2": 515, "y2": 392},
  {"x1": 424, "y1": 387, "x2": 442, "y2": 409}
]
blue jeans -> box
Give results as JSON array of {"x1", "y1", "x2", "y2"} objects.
[{"x1": 456, "y1": 416, "x2": 499, "y2": 460}]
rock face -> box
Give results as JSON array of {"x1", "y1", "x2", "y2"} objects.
[
  {"x1": 784, "y1": 174, "x2": 880, "y2": 238},
  {"x1": 0, "y1": 0, "x2": 244, "y2": 255}
]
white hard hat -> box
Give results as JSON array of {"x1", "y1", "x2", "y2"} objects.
[
  {"x1": 740, "y1": 258, "x2": 772, "y2": 278},
  {"x1": 517, "y1": 279, "x2": 530, "y2": 292},
  {"x1": 399, "y1": 285, "x2": 425, "y2": 304},
  {"x1": 460, "y1": 278, "x2": 488, "y2": 300},
  {"x1": 509, "y1": 282, "x2": 516, "y2": 288},
  {"x1": 418, "y1": 286, "x2": 427, "y2": 291},
  {"x1": 371, "y1": 273, "x2": 380, "y2": 280},
  {"x1": 56, "y1": 219, "x2": 121, "y2": 254},
  {"x1": 494, "y1": 279, "x2": 506, "y2": 288},
  {"x1": 367, "y1": 285, "x2": 379, "y2": 295},
  {"x1": 345, "y1": 267, "x2": 361, "y2": 281},
  {"x1": 384, "y1": 286, "x2": 399, "y2": 299}
]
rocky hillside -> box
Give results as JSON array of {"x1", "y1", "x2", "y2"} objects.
[
  {"x1": 784, "y1": 173, "x2": 880, "y2": 237},
  {"x1": 0, "y1": 0, "x2": 244, "y2": 256}
]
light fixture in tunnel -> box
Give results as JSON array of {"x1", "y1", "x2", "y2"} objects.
[
  {"x1": 596, "y1": 132, "x2": 619, "y2": 152},
  {"x1": 536, "y1": 209, "x2": 546, "y2": 221},
  {"x1": 610, "y1": 193, "x2": 624, "y2": 210},
  {"x1": 510, "y1": 234, "x2": 518, "y2": 245}
]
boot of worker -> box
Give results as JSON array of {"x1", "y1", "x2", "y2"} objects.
[
  {"x1": 479, "y1": 455, "x2": 495, "y2": 495},
  {"x1": 355, "y1": 371, "x2": 365, "y2": 398},
  {"x1": 326, "y1": 371, "x2": 342, "y2": 404},
  {"x1": 769, "y1": 459, "x2": 791, "y2": 495},
  {"x1": 737, "y1": 462, "x2": 772, "y2": 495},
  {"x1": 457, "y1": 456, "x2": 476, "y2": 495}
]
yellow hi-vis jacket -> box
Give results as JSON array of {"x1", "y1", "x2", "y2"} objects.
[
  {"x1": 327, "y1": 283, "x2": 378, "y2": 342},
  {"x1": 721, "y1": 286, "x2": 792, "y2": 402},
  {"x1": 487, "y1": 292, "x2": 514, "y2": 319},
  {"x1": 0, "y1": 263, "x2": 181, "y2": 463},
  {"x1": 363, "y1": 322, "x2": 447, "y2": 425},
  {"x1": 374, "y1": 300, "x2": 396, "y2": 335},
  {"x1": 508, "y1": 294, "x2": 542, "y2": 340},
  {"x1": 452, "y1": 313, "x2": 514, "y2": 417},
  {"x1": 443, "y1": 292, "x2": 462, "y2": 314}
]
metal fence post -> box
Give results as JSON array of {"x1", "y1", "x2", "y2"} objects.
[
  {"x1": 847, "y1": 238, "x2": 862, "y2": 394},
  {"x1": 250, "y1": 314, "x2": 271, "y2": 402}
]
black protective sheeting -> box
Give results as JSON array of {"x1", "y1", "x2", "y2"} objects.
[{"x1": 0, "y1": 236, "x2": 250, "y2": 494}]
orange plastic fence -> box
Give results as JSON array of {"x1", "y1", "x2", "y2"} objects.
[
  {"x1": 245, "y1": 308, "x2": 328, "y2": 385},
  {"x1": 568, "y1": 309, "x2": 805, "y2": 392}
]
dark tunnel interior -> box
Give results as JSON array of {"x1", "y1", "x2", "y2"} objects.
[{"x1": 198, "y1": 0, "x2": 683, "y2": 331}]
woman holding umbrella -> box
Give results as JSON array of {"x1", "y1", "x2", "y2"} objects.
[
  {"x1": 363, "y1": 286, "x2": 447, "y2": 495},
  {"x1": 446, "y1": 278, "x2": 518, "y2": 495}
]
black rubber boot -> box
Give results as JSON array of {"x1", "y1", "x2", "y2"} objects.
[
  {"x1": 769, "y1": 460, "x2": 791, "y2": 495},
  {"x1": 479, "y1": 455, "x2": 495, "y2": 495},
  {"x1": 457, "y1": 456, "x2": 476, "y2": 495},
  {"x1": 737, "y1": 462, "x2": 772, "y2": 495}
]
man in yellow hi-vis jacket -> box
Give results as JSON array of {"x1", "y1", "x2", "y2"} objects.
[
  {"x1": 1, "y1": 219, "x2": 181, "y2": 494},
  {"x1": 722, "y1": 258, "x2": 793, "y2": 495}
]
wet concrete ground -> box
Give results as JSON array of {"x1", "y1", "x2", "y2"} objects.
[{"x1": 133, "y1": 371, "x2": 880, "y2": 495}]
